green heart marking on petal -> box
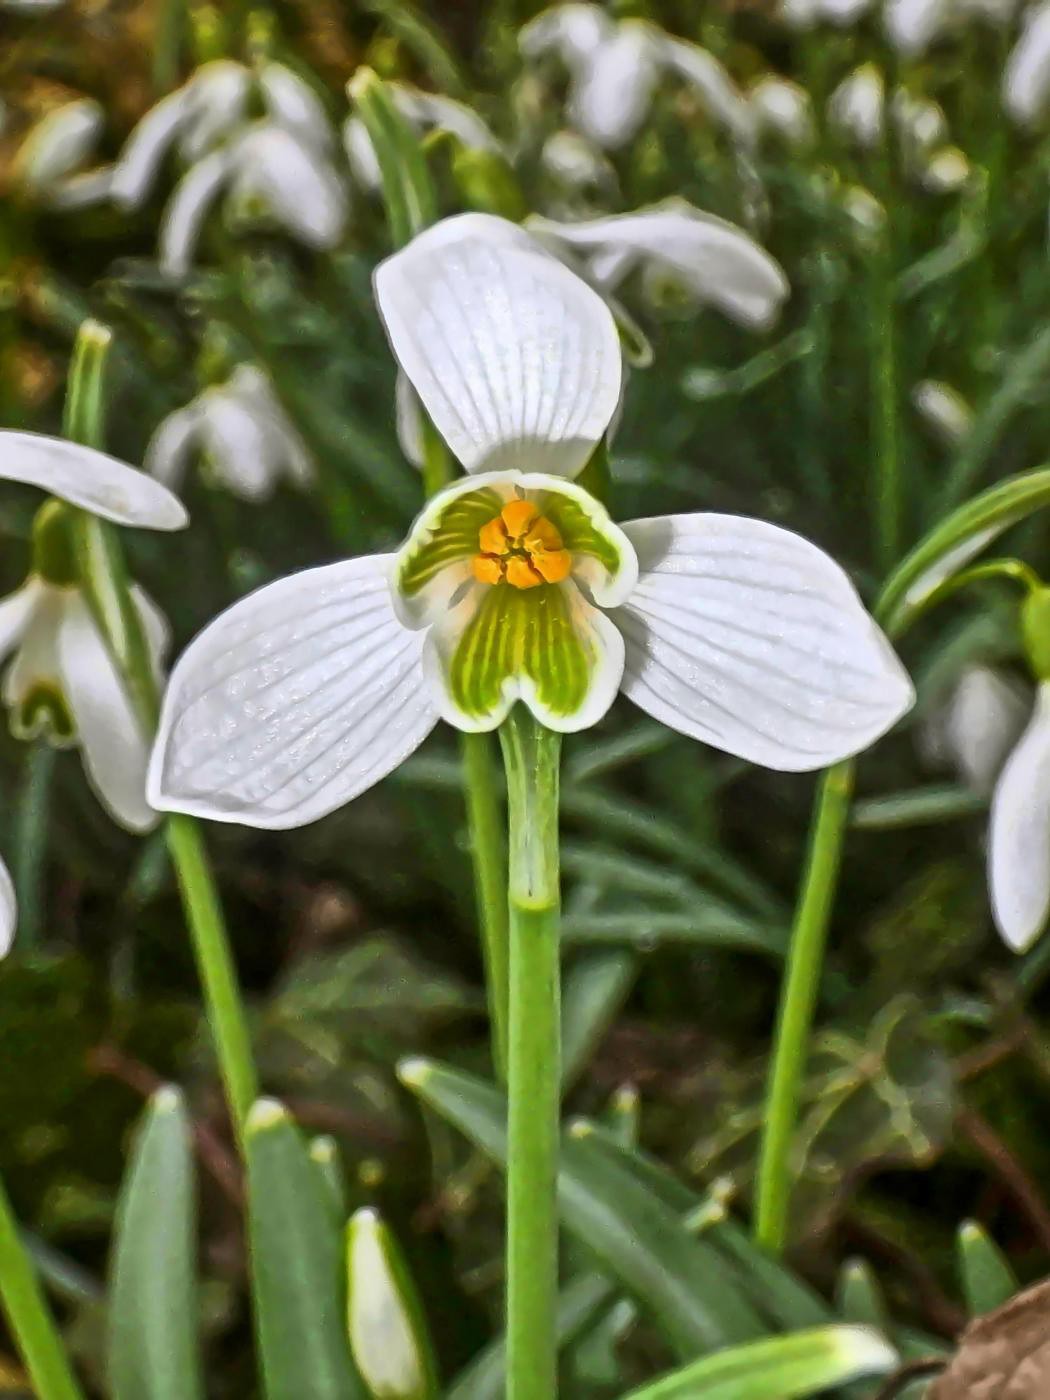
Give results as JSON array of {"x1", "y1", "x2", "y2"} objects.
[
  {"x1": 535, "y1": 490, "x2": 624, "y2": 578},
  {"x1": 399, "y1": 486, "x2": 503, "y2": 598},
  {"x1": 449, "y1": 584, "x2": 594, "y2": 722}
]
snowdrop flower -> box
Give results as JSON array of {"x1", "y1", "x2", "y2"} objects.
[
  {"x1": 749, "y1": 76, "x2": 815, "y2": 148},
  {"x1": 146, "y1": 365, "x2": 312, "y2": 502},
  {"x1": 528, "y1": 201, "x2": 790, "y2": 332},
  {"x1": 343, "y1": 80, "x2": 500, "y2": 192},
  {"x1": 885, "y1": 0, "x2": 951, "y2": 51},
  {"x1": 923, "y1": 665, "x2": 1028, "y2": 794},
  {"x1": 110, "y1": 60, "x2": 331, "y2": 208},
  {"x1": 912, "y1": 380, "x2": 973, "y2": 446},
  {"x1": 519, "y1": 4, "x2": 754, "y2": 149},
  {"x1": 12, "y1": 98, "x2": 111, "y2": 208},
  {"x1": 828, "y1": 65, "x2": 886, "y2": 149},
  {"x1": 149, "y1": 213, "x2": 912, "y2": 829},
  {"x1": 159, "y1": 122, "x2": 348, "y2": 276},
  {"x1": 0, "y1": 432, "x2": 186, "y2": 832},
  {"x1": 1004, "y1": 2, "x2": 1050, "y2": 126},
  {"x1": 346, "y1": 1209, "x2": 434, "y2": 1400}
]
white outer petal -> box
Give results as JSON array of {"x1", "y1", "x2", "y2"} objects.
[
  {"x1": 530, "y1": 205, "x2": 789, "y2": 332},
  {"x1": 57, "y1": 593, "x2": 160, "y2": 832},
  {"x1": 110, "y1": 90, "x2": 190, "y2": 208},
  {"x1": 15, "y1": 99, "x2": 103, "y2": 193},
  {"x1": 0, "y1": 579, "x2": 41, "y2": 663},
  {"x1": 145, "y1": 403, "x2": 204, "y2": 489},
  {"x1": 989, "y1": 685, "x2": 1050, "y2": 950},
  {"x1": 613, "y1": 514, "x2": 914, "y2": 771},
  {"x1": 342, "y1": 115, "x2": 382, "y2": 190},
  {"x1": 570, "y1": 25, "x2": 662, "y2": 149},
  {"x1": 229, "y1": 125, "x2": 348, "y2": 248},
  {"x1": 178, "y1": 61, "x2": 251, "y2": 160},
  {"x1": 911, "y1": 380, "x2": 972, "y2": 447},
  {"x1": 828, "y1": 65, "x2": 885, "y2": 149},
  {"x1": 159, "y1": 148, "x2": 232, "y2": 277},
  {"x1": 885, "y1": 0, "x2": 952, "y2": 53},
  {"x1": 228, "y1": 366, "x2": 313, "y2": 486},
  {"x1": 374, "y1": 213, "x2": 622, "y2": 477},
  {"x1": 0, "y1": 432, "x2": 187, "y2": 529},
  {"x1": 821, "y1": 0, "x2": 876, "y2": 22},
  {"x1": 148, "y1": 555, "x2": 438, "y2": 829},
  {"x1": 200, "y1": 389, "x2": 285, "y2": 501},
  {"x1": 0, "y1": 856, "x2": 14, "y2": 958},
  {"x1": 1004, "y1": 2, "x2": 1050, "y2": 126},
  {"x1": 392, "y1": 85, "x2": 500, "y2": 151},
  {"x1": 519, "y1": 3, "x2": 613, "y2": 63},
  {"x1": 942, "y1": 665, "x2": 1029, "y2": 795},
  {"x1": 395, "y1": 369, "x2": 426, "y2": 470},
  {"x1": 749, "y1": 77, "x2": 814, "y2": 147},
  {"x1": 259, "y1": 63, "x2": 333, "y2": 152},
  {"x1": 659, "y1": 38, "x2": 757, "y2": 145}
]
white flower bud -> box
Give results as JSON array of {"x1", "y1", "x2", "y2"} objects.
[
  {"x1": 828, "y1": 64, "x2": 885, "y2": 149},
  {"x1": 346, "y1": 1209, "x2": 433, "y2": 1400}
]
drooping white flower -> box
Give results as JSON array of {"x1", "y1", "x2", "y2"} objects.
[
  {"x1": 989, "y1": 683, "x2": 1050, "y2": 950},
  {"x1": 912, "y1": 380, "x2": 973, "y2": 446},
  {"x1": 828, "y1": 65, "x2": 886, "y2": 150},
  {"x1": 149, "y1": 213, "x2": 912, "y2": 830},
  {"x1": 885, "y1": 0, "x2": 952, "y2": 52},
  {"x1": 540, "y1": 129, "x2": 616, "y2": 192},
  {"x1": 781, "y1": 0, "x2": 874, "y2": 29},
  {"x1": 146, "y1": 365, "x2": 312, "y2": 502},
  {"x1": 519, "y1": 5, "x2": 753, "y2": 149},
  {"x1": 159, "y1": 121, "x2": 348, "y2": 276},
  {"x1": 0, "y1": 433, "x2": 186, "y2": 831},
  {"x1": 749, "y1": 76, "x2": 815, "y2": 148},
  {"x1": 346, "y1": 1209, "x2": 433, "y2": 1400},
  {"x1": 12, "y1": 98, "x2": 111, "y2": 208},
  {"x1": 1004, "y1": 2, "x2": 1050, "y2": 126},
  {"x1": 892, "y1": 89, "x2": 948, "y2": 164},
  {"x1": 923, "y1": 665, "x2": 1029, "y2": 795},
  {"x1": 528, "y1": 201, "x2": 790, "y2": 332}
]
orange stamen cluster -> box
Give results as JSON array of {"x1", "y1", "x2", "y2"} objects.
[{"x1": 472, "y1": 498, "x2": 572, "y2": 590}]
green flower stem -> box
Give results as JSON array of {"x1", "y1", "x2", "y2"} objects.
[
  {"x1": 12, "y1": 744, "x2": 55, "y2": 952},
  {"x1": 500, "y1": 708, "x2": 561, "y2": 1400},
  {"x1": 0, "y1": 1176, "x2": 84, "y2": 1400},
  {"x1": 753, "y1": 762, "x2": 854, "y2": 1254},
  {"x1": 64, "y1": 321, "x2": 258, "y2": 1145},
  {"x1": 165, "y1": 814, "x2": 258, "y2": 1136}
]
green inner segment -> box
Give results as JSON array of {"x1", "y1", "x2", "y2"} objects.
[
  {"x1": 449, "y1": 583, "x2": 593, "y2": 721},
  {"x1": 399, "y1": 487, "x2": 502, "y2": 597},
  {"x1": 398, "y1": 485, "x2": 624, "y2": 601},
  {"x1": 12, "y1": 685, "x2": 76, "y2": 747}
]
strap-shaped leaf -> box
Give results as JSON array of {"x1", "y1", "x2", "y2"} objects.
[
  {"x1": 620, "y1": 1324, "x2": 898, "y2": 1399},
  {"x1": 957, "y1": 1221, "x2": 1018, "y2": 1317},
  {"x1": 398, "y1": 1057, "x2": 765, "y2": 1358},
  {"x1": 246, "y1": 1100, "x2": 365, "y2": 1400},
  {"x1": 107, "y1": 1087, "x2": 204, "y2": 1400}
]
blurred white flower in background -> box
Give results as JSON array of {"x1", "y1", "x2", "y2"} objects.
[
  {"x1": 921, "y1": 146, "x2": 971, "y2": 192},
  {"x1": 828, "y1": 64, "x2": 885, "y2": 149},
  {"x1": 780, "y1": 0, "x2": 873, "y2": 30},
  {"x1": 0, "y1": 432, "x2": 186, "y2": 835},
  {"x1": 892, "y1": 89, "x2": 948, "y2": 163},
  {"x1": 147, "y1": 365, "x2": 313, "y2": 501},
  {"x1": 912, "y1": 380, "x2": 973, "y2": 446},
  {"x1": 519, "y1": 3, "x2": 755, "y2": 149},
  {"x1": 923, "y1": 665, "x2": 1029, "y2": 794},
  {"x1": 0, "y1": 860, "x2": 13, "y2": 959},
  {"x1": 528, "y1": 201, "x2": 790, "y2": 332},
  {"x1": 749, "y1": 76, "x2": 815, "y2": 148},
  {"x1": 540, "y1": 129, "x2": 616, "y2": 194},
  {"x1": 1004, "y1": 1, "x2": 1050, "y2": 125},
  {"x1": 343, "y1": 80, "x2": 500, "y2": 191},
  {"x1": 12, "y1": 98, "x2": 111, "y2": 208},
  {"x1": 105, "y1": 59, "x2": 346, "y2": 273}
]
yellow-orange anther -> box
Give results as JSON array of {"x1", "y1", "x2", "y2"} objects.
[{"x1": 471, "y1": 498, "x2": 572, "y2": 589}]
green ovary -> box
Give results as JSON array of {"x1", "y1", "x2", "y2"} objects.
[{"x1": 449, "y1": 584, "x2": 593, "y2": 722}]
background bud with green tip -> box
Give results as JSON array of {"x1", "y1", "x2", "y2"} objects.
[{"x1": 346, "y1": 1208, "x2": 437, "y2": 1400}]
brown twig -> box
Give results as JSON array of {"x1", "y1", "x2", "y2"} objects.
[
  {"x1": 955, "y1": 1105, "x2": 1050, "y2": 1254},
  {"x1": 87, "y1": 1044, "x2": 243, "y2": 1206},
  {"x1": 953, "y1": 1024, "x2": 1029, "y2": 1083},
  {"x1": 873, "y1": 1359, "x2": 947, "y2": 1400}
]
